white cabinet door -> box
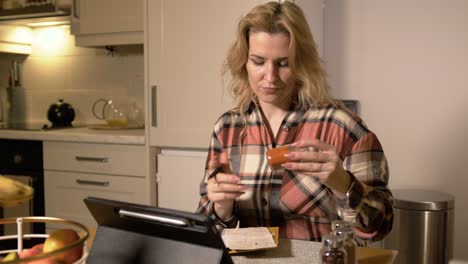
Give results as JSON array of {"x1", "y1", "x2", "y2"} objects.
[
  {"x1": 146, "y1": 0, "x2": 274, "y2": 148},
  {"x1": 156, "y1": 149, "x2": 207, "y2": 212},
  {"x1": 72, "y1": 0, "x2": 143, "y2": 46},
  {"x1": 146, "y1": 0, "x2": 323, "y2": 148}
]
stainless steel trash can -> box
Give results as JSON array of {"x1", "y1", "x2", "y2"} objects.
[{"x1": 383, "y1": 189, "x2": 455, "y2": 264}]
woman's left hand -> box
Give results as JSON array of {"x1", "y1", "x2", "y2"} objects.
[{"x1": 280, "y1": 139, "x2": 351, "y2": 195}]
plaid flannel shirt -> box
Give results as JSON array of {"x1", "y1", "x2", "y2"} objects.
[{"x1": 198, "y1": 102, "x2": 393, "y2": 242}]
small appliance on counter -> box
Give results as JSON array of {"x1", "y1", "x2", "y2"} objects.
[{"x1": 47, "y1": 98, "x2": 75, "y2": 128}]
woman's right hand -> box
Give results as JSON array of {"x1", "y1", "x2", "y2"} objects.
[{"x1": 206, "y1": 152, "x2": 246, "y2": 220}]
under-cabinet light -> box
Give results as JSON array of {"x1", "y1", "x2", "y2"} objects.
[{"x1": 26, "y1": 21, "x2": 69, "y2": 27}]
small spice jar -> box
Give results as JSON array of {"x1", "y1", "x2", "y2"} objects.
[
  {"x1": 333, "y1": 228, "x2": 357, "y2": 264},
  {"x1": 320, "y1": 235, "x2": 347, "y2": 264},
  {"x1": 331, "y1": 219, "x2": 352, "y2": 232}
]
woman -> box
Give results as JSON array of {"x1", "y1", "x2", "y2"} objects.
[{"x1": 198, "y1": 1, "x2": 393, "y2": 242}]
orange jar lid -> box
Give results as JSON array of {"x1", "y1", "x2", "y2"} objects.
[{"x1": 267, "y1": 146, "x2": 291, "y2": 170}]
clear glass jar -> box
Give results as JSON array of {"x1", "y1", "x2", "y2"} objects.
[
  {"x1": 335, "y1": 195, "x2": 358, "y2": 224},
  {"x1": 321, "y1": 235, "x2": 347, "y2": 264},
  {"x1": 331, "y1": 219, "x2": 352, "y2": 232},
  {"x1": 333, "y1": 227, "x2": 357, "y2": 264}
]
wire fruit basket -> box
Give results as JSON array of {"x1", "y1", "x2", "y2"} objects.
[{"x1": 0, "y1": 216, "x2": 89, "y2": 264}]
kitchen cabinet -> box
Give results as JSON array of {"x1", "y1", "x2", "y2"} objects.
[
  {"x1": 71, "y1": 0, "x2": 143, "y2": 47},
  {"x1": 156, "y1": 149, "x2": 207, "y2": 211},
  {"x1": 0, "y1": 25, "x2": 32, "y2": 54},
  {"x1": 145, "y1": 0, "x2": 323, "y2": 148},
  {"x1": 43, "y1": 141, "x2": 149, "y2": 230}
]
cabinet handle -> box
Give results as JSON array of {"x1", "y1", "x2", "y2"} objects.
[
  {"x1": 76, "y1": 179, "x2": 110, "y2": 187},
  {"x1": 73, "y1": 0, "x2": 80, "y2": 18},
  {"x1": 75, "y1": 156, "x2": 109, "y2": 163},
  {"x1": 151, "y1": 85, "x2": 157, "y2": 127},
  {"x1": 119, "y1": 209, "x2": 187, "y2": 227}
]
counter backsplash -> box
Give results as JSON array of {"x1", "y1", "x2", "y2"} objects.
[{"x1": 0, "y1": 25, "x2": 144, "y2": 126}]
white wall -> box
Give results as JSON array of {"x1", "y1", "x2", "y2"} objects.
[
  {"x1": 324, "y1": 0, "x2": 468, "y2": 260},
  {"x1": 0, "y1": 25, "x2": 144, "y2": 125}
]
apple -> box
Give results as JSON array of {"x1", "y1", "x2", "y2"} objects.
[
  {"x1": 18, "y1": 243, "x2": 56, "y2": 264},
  {"x1": 19, "y1": 243, "x2": 43, "y2": 259},
  {"x1": 42, "y1": 229, "x2": 83, "y2": 264}
]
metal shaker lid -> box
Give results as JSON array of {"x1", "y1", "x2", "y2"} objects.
[
  {"x1": 392, "y1": 189, "x2": 455, "y2": 211},
  {"x1": 331, "y1": 220, "x2": 351, "y2": 231},
  {"x1": 322, "y1": 235, "x2": 344, "y2": 248}
]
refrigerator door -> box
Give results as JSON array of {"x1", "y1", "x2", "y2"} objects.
[{"x1": 157, "y1": 149, "x2": 207, "y2": 212}]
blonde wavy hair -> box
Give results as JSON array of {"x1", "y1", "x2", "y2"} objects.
[{"x1": 224, "y1": 1, "x2": 334, "y2": 114}]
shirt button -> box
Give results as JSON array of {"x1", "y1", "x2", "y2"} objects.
[{"x1": 281, "y1": 125, "x2": 290, "y2": 132}]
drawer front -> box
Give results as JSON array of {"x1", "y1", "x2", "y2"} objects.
[
  {"x1": 44, "y1": 171, "x2": 149, "y2": 229},
  {"x1": 44, "y1": 141, "x2": 145, "y2": 176}
]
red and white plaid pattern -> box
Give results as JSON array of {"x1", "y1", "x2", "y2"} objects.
[{"x1": 198, "y1": 103, "x2": 393, "y2": 242}]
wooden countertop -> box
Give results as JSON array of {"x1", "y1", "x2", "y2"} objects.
[{"x1": 85, "y1": 228, "x2": 398, "y2": 264}]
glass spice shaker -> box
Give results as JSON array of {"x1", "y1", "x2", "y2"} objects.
[
  {"x1": 332, "y1": 219, "x2": 369, "y2": 247},
  {"x1": 333, "y1": 227, "x2": 357, "y2": 264},
  {"x1": 321, "y1": 235, "x2": 347, "y2": 264},
  {"x1": 331, "y1": 219, "x2": 352, "y2": 232}
]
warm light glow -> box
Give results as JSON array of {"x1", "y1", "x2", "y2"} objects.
[
  {"x1": 34, "y1": 25, "x2": 69, "y2": 56},
  {"x1": 27, "y1": 21, "x2": 69, "y2": 27},
  {"x1": 12, "y1": 27, "x2": 33, "y2": 44}
]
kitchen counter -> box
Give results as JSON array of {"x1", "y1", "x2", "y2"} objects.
[
  {"x1": 231, "y1": 239, "x2": 398, "y2": 264},
  {"x1": 0, "y1": 127, "x2": 145, "y2": 145},
  {"x1": 85, "y1": 228, "x2": 398, "y2": 264}
]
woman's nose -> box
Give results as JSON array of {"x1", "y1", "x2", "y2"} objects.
[{"x1": 264, "y1": 63, "x2": 278, "y2": 83}]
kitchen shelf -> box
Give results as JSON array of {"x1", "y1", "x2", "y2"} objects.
[{"x1": 0, "y1": 4, "x2": 69, "y2": 21}]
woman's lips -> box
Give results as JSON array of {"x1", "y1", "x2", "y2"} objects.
[{"x1": 262, "y1": 87, "x2": 278, "y2": 93}]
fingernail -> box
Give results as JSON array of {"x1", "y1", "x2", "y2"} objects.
[
  {"x1": 284, "y1": 152, "x2": 295, "y2": 159},
  {"x1": 281, "y1": 163, "x2": 292, "y2": 169}
]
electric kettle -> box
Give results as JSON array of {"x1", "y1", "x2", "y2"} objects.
[
  {"x1": 92, "y1": 99, "x2": 144, "y2": 128},
  {"x1": 47, "y1": 99, "x2": 75, "y2": 127}
]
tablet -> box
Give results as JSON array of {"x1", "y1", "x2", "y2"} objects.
[{"x1": 83, "y1": 197, "x2": 233, "y2": 264}]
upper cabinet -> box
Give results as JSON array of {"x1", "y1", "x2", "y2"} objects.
[
  {"x1": 71, "y1": 0, "x2": 143, "y2": 47},
  {"x1": 0, "y1": 25, "x2": 32, "y2": 54},
  {"x1": 145, "y1": 0, "x2": 323, "y2": 148}
]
